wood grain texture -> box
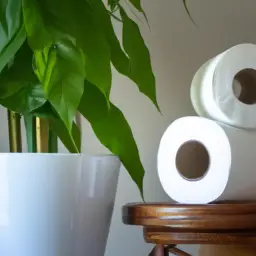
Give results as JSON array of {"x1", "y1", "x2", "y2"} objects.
[
  {"x1": 122, "y1": 202, "x2": 256, "y2": 245},
  {"x1": 199, "y1": 245, "x2": 256, "y2": 256},
  {"x1": 123, "y1": 202, "x2": 256, "y2": 229},
  {"x1": 144, "y1": 227, "x2": 256, "y2": 245}
]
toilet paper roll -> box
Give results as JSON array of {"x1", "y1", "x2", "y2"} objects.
[
  {"x1": 191, "y1": 44, "x2": 256, "y2": 129},
  {"x1": 217, "y1": 123, "x2": 256, "y2": 201},
  {"x1": 157, "y1": 116, "x2": 232, "y2": 204}
]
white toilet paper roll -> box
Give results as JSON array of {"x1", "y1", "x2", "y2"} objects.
[
  {"x1": 217, "y1": 123, "x2": 256, "y2": 201},
  {"x1": 157, "y1": 116, "x2": 231, "y2": 204},
  {"x1": 191, "y1": 44, "x2": 256, "y2": 129}
]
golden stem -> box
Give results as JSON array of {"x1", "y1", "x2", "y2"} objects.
[
  {"x1": 36, "y1": 117, "x2": 49, "y2": 153},
  {"x1": 8, "y1": 110, "x2": 22, "y2": 152}
]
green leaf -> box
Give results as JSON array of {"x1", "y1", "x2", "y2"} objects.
[
  {"x1": 0, "y1": 42, "x2": 35, "y2": 99},
  {"x1": 119, "y1": 7, "x2": 159, "y2": 111},
  {"x1": 22, "y1": 0, "x2": 112, "y2": 98},
  {"x1": 0, "y1": 83, "x2": 46, "y2": 114},
  {"x1": 108, "y1": 0, "x2": 120, "y2": 11},
  {"x1": 21, "y1": 0, "x2": 55, "y2": 49},
  {"x1": 49, "y1": 119, "x2": 81, "y2": 153},
  {"x1": 0, "y1": 0, "x2": 8, "y2": 33},
  {"x1": 32, "y1": 102, "x2": 81, "y2": 153},
  {"x1": 127, "y1": 0, "x2": 148, "y2": 22},
  {"x1": 128, "y1": 0, "x2": 143, "y2": 12},
  {"x1": 88, "y1": 0, "x2": 130, "y2": 77},
  {"x1": 79, "y1": 81, "x2": 145, "y2": 198},
  {"x1": 0, "y1": 0, "x2": 26, "y2": 73},
  {"x1": 0, "y1": 42, "x2": 46, "y2": 113},
  {"x1": 91, "y1": 0, "x2": 158, "y2": 113},
  {"x1": 34, "y1": 40, "x2": 84, "y2": 132}
]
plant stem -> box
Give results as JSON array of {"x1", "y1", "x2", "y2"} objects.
[
  {"x1": 24, "y1": 115, "x2": 37, "y2": 153},
  {"x1": 36, "y1": 118, "x2": 58, "y2": 153},
  {"x1": 36, "y1": 117, "x2": 49, "y2": 153},
  {"x1": 48, "y1": 129, "x2": 58, "y2": 153},
  {"x1": 8, "y1": 110, "x2": 22, "y2": 152},
  {"x1": 24, "y1": 116, "x2": 58, "y2": 153}
]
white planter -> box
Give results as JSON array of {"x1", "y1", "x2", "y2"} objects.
[
  {"x1": 74, "y1": 155, "x2": 121, "y2": 256},
  {"x1": 0, "y1": 153, "x2": 120, "y2": 256}
]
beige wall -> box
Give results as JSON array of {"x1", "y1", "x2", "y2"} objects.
[{"x1": 1, "y1": 0, "x2": 256, "y2": 255}]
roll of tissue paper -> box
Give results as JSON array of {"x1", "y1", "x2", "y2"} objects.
[
  {"x1": 191, "y1": 44, "x2": 256, "y2": 129},
  {"x1": 157, "y1": 116, "x2": 232, "y2": 204}
]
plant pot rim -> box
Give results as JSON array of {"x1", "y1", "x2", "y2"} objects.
[{"x1": 0, "y1": 153, "x2": 119, "y2": 159}]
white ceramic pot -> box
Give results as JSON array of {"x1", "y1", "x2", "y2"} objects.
[
  {"x1": 0, "y1": 153, "x2": 120, "y2": 256},
  {"x1": 74, "y1": 154, "x2": 121, "y2": 256}
]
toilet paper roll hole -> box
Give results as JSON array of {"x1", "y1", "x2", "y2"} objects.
[
  {"x1": 233, "y1": 68, "x2": 256, "y2": 105},
  {"x1": 176, "y1": 140, "x2": 210, "y2": 181}
]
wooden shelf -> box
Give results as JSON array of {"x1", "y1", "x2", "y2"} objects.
[{"x1": 122, "y1": 202, "x2": 256, "y2": 255}]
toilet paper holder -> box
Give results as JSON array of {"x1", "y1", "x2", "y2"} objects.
[{"x1": 122, "y1": 202, "x2": 256, "y2": 255}]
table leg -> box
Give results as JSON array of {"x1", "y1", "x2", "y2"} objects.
[
  {"x1": 168, "y1": 247, "x2": 192, "y2": 256},
  {"x1": 149, "y1": 245, "x2": 169, "y2": 256}
]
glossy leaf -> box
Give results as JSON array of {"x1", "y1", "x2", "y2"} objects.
[
  {"x1": 128, "y1": 0, "x2": 148, "y2": 22},
  {"x1": 0, "y1": 42, "x2": 35, "y2": 99},
  {"x1": 0, "y1": 0, "x2": 8, "y2": 33},
  {"x1": 33, "y1": 102, "x2": 81, "y2": 153},
  {"x1": 120, "y1": 7, "x2": 159, "y2": 111},
  {"x1": 49, "y1": 119, "x2": 81, "y2": 153},
  {"x1": 0, "y1": 0, "x2": 26, "y2": 73},
  {"x1": 90, "y1": 0, "x2": 130, "y2": 77},
  {"x1": 79, "y1": 81, "x2": 145, "y2": 197},
  {"x1": 128, "y1": 0, "x2": 143, "y2": 12},
  {"x1": 0, "y1": 42, "x2": 46, "y2": 113},
  {"x1": 0, "y1": 83, "x2": 45, "y2": 113},
  {"x1": 34, "y1": 40, "x2": 84, "y2": 132},
  {"x1": 92, "y1": 0, "x2": 158, "y2": 113},
  {"x1": 22, "y1": 0, "x2": 112, "y2": 98},
  {"x1": 21, "y1": 0, "x2": 55, "y2": 49},
  {"x1": 108, "y1": 0, "x2": 120, "y2": 11}
]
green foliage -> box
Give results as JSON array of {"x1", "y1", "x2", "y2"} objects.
[
  {"x1": 120, "y1": 6, "x2": 159, "y2": 110},
  {"x1": 0, "y1": 0, "x2": 26, "y2": 73},
  {"x1": 49, "y1": 119, "x2": 81, "y2": 153},
  {"x1": 0, "y1": 83, "x2": 45, "y2": 113},
  {"x1": 32, "y1": 102, "x2": 81, "y2": 153},
  {"x1": 22, "y1": 0, "x2": 112, "y2": 98},
  {"x1": 129, "y1": 0, "x2": 144, "y2": 12},
  {"x1": 128, "y1": 0, "x2": 148, "y2": 23},
  {"x1": 0, "y1": 0, "x2": 160, "y2": 197},
  {"x1": 79, "y1": 81, "x2": 145, "y2": 196},
  {"x1": 33, "y1": 40, "x2": 85, "y2": 132},
  {"x1": 0, "y1": 42, "x2": 46, "y2": 112}
]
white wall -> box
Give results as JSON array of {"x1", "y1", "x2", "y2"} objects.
[{"x1": 1, "y1": 0, "x2": 256, "y2": 255}]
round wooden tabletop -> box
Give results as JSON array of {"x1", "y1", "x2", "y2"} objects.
[{"x1": 122, "y1": 202, "x2": 256, "y2": 245}]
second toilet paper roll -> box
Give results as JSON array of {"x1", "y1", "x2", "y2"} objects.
[
  {"x1": 191, "y1": 43, "x2": 256, "y2": 129},
  {"x1": 158, "y1": 116, "x2": 256, "y2": 204}
]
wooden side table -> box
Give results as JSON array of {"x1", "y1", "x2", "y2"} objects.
[{"x1": 122, "y1": 202, "x2": 256, "y2": 256}]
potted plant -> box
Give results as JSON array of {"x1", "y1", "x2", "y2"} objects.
[
  {"x1": 0, "y1": 0, "x2": 192, "y2": 255},
  {"x1": 0, "y1": 0, "x2": 161, "y2": 255}
]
